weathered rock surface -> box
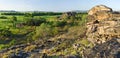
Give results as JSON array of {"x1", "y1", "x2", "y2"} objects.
[
  {"x1": 85, "y1": 5, "x2": 120, "y2": 58},
  {"x1": 88, "y1": 5, "x2": 112, "y2": 20},
  {"x1": 83, "y1": 38, "x2": 120, "y2": 58},
  {"x1": 87, "y1": 5, "x2": 120, "y2": 44},
  {"x1": 59, "y1": 12, "x2": 76, "y2": 20},
  {"x1": 88, "y1": 5, "x2": 112, "y2": 15}
]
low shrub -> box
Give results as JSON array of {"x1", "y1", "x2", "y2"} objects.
[
  {"x1": 0, "y1": 16, "x2": 7, "y2": 19},
  {"x1": 24, "y1": 17, "x2": 46, "y2": 26},
  {"x1": 32, "y1": 23, "x2": 59, "y2": 40}
]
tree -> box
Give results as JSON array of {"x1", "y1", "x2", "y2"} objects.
[{"x1": 24, "y1": 13, "x2": 34, "y2": 18}]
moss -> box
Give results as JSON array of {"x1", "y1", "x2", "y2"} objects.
[{"x1": 79, "y1": 39, "x2": 90, "y2": 46}]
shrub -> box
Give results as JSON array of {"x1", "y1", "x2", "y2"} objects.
[
  {"x1": 79, "y1": 39, "x2": 90, "y2": 46},
  {"x1": 0, "y1": 28, "x2": 12, "y2": 37},
  {"x1": 32, "y1": 23, "x2": 59, "y2": 40},
  {"x1": 67, "y1": 26, "x2": 86, "y2": 39},
  {"x1": 24, "y1": 17, "x2": 46, "y2": 26},
  {"x1": 9, "y1": 16, "x2": 17, "y2": 27},
  {"x1": 0, "y1": 16, "x2": 7, "y2": 19},
  {"x1": 9, "y1": 39, "x2": 16, "y2": 46},
  {"x1": 0, "y1": 44, "x2": 6, "y2": 50},
  {"x1": 52, "y1": 21, "x2": 66, "y2": 27}
]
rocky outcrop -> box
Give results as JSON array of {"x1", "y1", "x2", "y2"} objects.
[
  {"x1": 85, "y1": 5, "x2": 120, "y2": 58},
  {"x1": 83, "y1": 38, "x2": 120, "y2": 58},
  {"x1": 88, "y1": 5, "x2": 112, "y2": 15},
  {"x1": 86, "y1": 5, "x2": 120, "y2": 44},
  {"x1": 88, "y1": 5, "x2": 113, "y2": 20},
  {"x1": 59, "y1": 12, "x2": 76, "y2": 20}
]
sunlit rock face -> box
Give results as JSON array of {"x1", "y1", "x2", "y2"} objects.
[
  {"x1": 88, "y1": 5, "x2": 112, "y2": 15},
  {"x1": 88, "y1": 5, "x2": 113, "y2": 20},
  {"x1": 86, "y1": 5, "x2": 120, "y2": 44},
  {"x1": 84, "y1": 5, "x2": 120, "y2": 58}
]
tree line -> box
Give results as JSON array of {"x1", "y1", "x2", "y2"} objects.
[{"x1": 1, "y1": 12, "x2": 62, "y2": 16}]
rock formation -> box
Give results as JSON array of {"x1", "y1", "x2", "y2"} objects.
[
  {"x1": 88, "y1": 5, "x2": 112, "y2": 20},
  {"x1": 83, "y1": 38, "x2": 120, "y2": 58},
  {"x1": 85, "y1": 5, "x2": 120, "y2": 58},
  {"x1": 88, "y1": 5, "x2": 112, "y2": 15},
  {"x1": 59, "y1": 12, "x2": 76, "y2": 20},
  {"x1": 86, "y1": 5, "x2": 120, "y2": 44}
]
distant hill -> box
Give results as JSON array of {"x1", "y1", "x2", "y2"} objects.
[
  {"x1": 0, "y1": 10, "x2": 17, "y2": 12},
  {"x1": 0, "y1": 10, "x2": 88, "y2": 13},
  {"x1": 69, "y1": 10, "x2": 88, "y2": 13}
]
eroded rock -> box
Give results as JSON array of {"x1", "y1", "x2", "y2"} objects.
[
  {"x1": 88, "y1": 5, "x2": 113, "y2": 20},
  {"x1": 86, "y1": 5, "x2": 120, "y2": 44},
  {"x1": 88, "y1": 5, "x2": 112, "y2": 15},
  {"x1": 83, "y1": 38, "x2": 120, "y2": 58}
]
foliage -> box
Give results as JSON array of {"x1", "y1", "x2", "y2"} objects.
[
  {"x1": 0, "y1": 28, "x2": 12, "y2": 37},
  {"x1": 1, "y1": 12, "x2": 25, "y2": 15},
  {"x1": 0, "y1": 16, "x2": 8, "y2": 19},
  {"x1": 52, "y1": 21, "x2": 67, "y2": 27},
  {"x1": 79, "y1": 39, "x2": 90, "y2": 46},
  {"x1": 8, "y1": 16, "x2": 18, "y2": 27},
  {"x1": 9, "y1": 39, "x2": 16, "y2": 45},
  {"x1": 1, "y1": 12, "x2": 62, "y2": 16},
  {"x1": 24, "y1": 17, "x2": 46, "y2": 26},
  {"x1": 32, "y1": 23, "x2": 59, "y2": 40},
  {"x1": 0, "y1": 39, "x2": 16, "y2": 50},
  {"x1": 32, "y1": 12, "x2": 62, "y2": 16},
  {"x1": 0, "y1": 12, "x2": 89, "y2": 57},
  {"x1": 0, "y1": 44, "x2": 8, "y2": 50},
  {"x1": 24, "y1": 13, "x2": 33, "y2": 17}
]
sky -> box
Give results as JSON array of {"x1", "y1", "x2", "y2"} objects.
[{"x1": 0, "y1": 0, "x2": 119, "y2": 12}]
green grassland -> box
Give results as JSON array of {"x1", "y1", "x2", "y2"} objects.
[{"x1": 0, "y1": 12, "x2": 91, "y2": 57}]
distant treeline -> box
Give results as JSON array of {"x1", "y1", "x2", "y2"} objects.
[
  {"x1": 1, "y1": 12, "x2": 24, "y2": 15},
  {"x1": 1, "y1": 12, "x2": 62, "y2": 16},
  {"x1": 77, "y1": 12, "x2": 87, "y2": 14}
]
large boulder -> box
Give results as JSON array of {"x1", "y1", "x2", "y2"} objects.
[
  {"x1": 88, "y1": 5, "x2": 112, "y2": 15},
  {"x1": 88, "y1": 5, "x2": 113, "y2": 20}
]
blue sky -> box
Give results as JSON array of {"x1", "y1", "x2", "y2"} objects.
[{"x1": 0, "y1": 0, "x2": 119, "y2": 12}]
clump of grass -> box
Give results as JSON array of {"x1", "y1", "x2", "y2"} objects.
[{"x1": 24, "y1": 45, "x2": 36, "y2": 52}]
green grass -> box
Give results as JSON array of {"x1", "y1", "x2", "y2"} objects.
[
  {"x1": 0, "y1": 12, "x2": 90, "y2": 58},
  {"x1": 35, "y1": 15, "x2": 58, "y2": 21}
]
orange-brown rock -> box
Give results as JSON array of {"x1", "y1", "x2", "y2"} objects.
[
  {"x1": 88, "y1": 5, "x2": 113, "y2": 20},
  {"x1": 86, "y1": 5, "x2": 120, "y2": 44},
  {"x1": 88, "y1": 5, "x2": 112, "y2": 15},
  {"x1": 93, "y1": 11, "x2": 112, "y2": 20}
]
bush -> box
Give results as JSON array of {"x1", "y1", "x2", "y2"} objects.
[
  {"x1": 68, "y1": 26, "x2": 86, "y2": 38},
  {"x1": 0, "y1": 28, "x2": 12, "y2": 37},
  {"x1": 9, "y1": 39, "x2": 16, "y2": 46},
  {"x1": 32, "y1": 23, "x2": 59, "y2": 40},
  {"x1": 24, "y1": 17, "x2": 46, "y2": 26},
  {"x1": 0, "y1": 44, "x2": 6, "y2": 50},
  {"x1": 52, "y1": 21, "x2": 66, "y2": 27},
  {"x1": 0, "y1": 16, "x2": 7, "y2": 19}
]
